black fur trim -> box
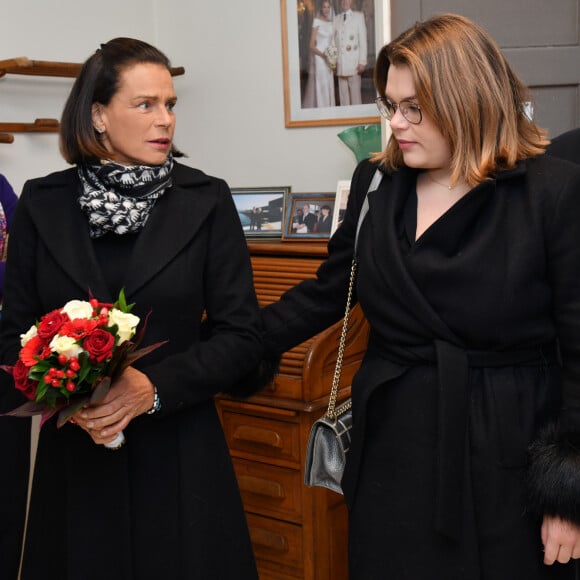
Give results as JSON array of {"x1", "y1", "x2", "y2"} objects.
[{"x1": 527, "y1": 421, "x2": 580, "y2": 525}]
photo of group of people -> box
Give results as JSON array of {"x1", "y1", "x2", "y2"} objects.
[
  {"x1": 284, "y1": 193, "x2": 336, "y2": 239},
  {"x1": 291, "y1": 201, "x2": 333, "y2": 234},
  {"x1": 233, "y1": 188, "x2": 353, "y2": 241}
]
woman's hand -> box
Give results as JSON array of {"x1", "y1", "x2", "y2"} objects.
[
  {"x1": 72, "y1": 366, "x2": 155, "y2": 445},
  {"x1": 542, "y1": 515, "x2": 580, "y2": 564}
]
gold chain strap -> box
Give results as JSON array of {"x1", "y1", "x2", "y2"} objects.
[{"x1": 325, "y1": 257, "x2": 357, "y2": 420}]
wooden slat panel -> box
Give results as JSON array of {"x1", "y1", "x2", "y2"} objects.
[{"x1": 251, "y1": 255, "x2": 323, "y2": 308}]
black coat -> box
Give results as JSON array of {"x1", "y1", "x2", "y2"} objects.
[
  {"x1": 547, "y1": 127, "x2": 580, "y2": 165},
  {"x1": 0, "y1": 162, "x2": 261, "y2": 580},
  {"x1": 263, "y1": 156, "x2": 580, "y2": 579}
]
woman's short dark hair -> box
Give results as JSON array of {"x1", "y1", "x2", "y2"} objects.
[{"x1": 60, "y1": 37, "x2": 182, "y2": 164}]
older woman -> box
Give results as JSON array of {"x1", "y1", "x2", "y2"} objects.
[
  {"x1": 0, "y1": 38, "x2": 262, "y2": 579},
  {"x1": 263, "y1": 13, "x2": 580, "y2": 580}
]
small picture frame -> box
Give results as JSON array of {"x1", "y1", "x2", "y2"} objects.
[
  {"x1": 231, "y1": 186, "x2": 290, "y2": 239},
  {"x1": 330, "y1": 180, "x2": 352, "y2": 235},
  {"x1": 283, "y1": 192, "x2": 335, "y2": 240}
]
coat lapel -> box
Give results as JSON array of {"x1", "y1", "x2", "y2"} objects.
[
  {"x1": 122, "y1": 163, "x2": 214, "y2": 297},
  {"x1": 28, "y1": 169, "x2": 111, "y2": 301},
  {"x1": 366, "y1": 170, "x2": 461, "y2": 343},
  {"x1": 27, "y1": 163, "x2": 216, "y2": 302}
]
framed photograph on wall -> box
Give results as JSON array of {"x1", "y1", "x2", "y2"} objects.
[
  {"x1": 231, "y1": 186, "x2": 289, "y2": 239},
  {"x1": 330, "y1": 179, "x2": 351, "y2": 235},
  {"x1": 283, "y1": 192, "x2": 336, "y2": 240},
  {"x1": 280, "y1": 0, "x2": 385, "y2": 127}
]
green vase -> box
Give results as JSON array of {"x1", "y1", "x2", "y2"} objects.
[{"x1": 337, "y1": 125, "x2": 382, "y2": 163}]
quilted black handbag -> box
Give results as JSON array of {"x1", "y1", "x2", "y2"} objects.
[
  {"x1": 303, "y1": 258, "x2": 356, "y2": 494},
  {"x1": 303, "y1": 169, "x2": 381, "y2": 494}
]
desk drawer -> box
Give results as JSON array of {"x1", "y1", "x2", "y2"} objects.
[
  {"x1": 246, "y1": 512, "x2": 303, "y2": 575},
  {"x1": 222, "y1": 410, "x2": 301, "y2": 466},
  {"x1": 233, "y1": 457, "x2": 302, "y2": 522}
]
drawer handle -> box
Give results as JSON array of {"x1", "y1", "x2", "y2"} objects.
[
  {"x1": 250, "y1": 527, "x2": 289, "y2": 553},
  {"x1": 232, "y1": 425, "x2": 283, "y2": 448},
  {"x1": 238, "y1": 475, "x2": 285, "y2": 499}
]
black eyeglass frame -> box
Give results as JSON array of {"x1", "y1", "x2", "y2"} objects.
[{"x1": 375, "y1": 97, "x2": 423, "y2": 125}]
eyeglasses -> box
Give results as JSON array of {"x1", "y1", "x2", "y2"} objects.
[{"x1": 375, "y1": 97, "x2": 422, "y2": 125}]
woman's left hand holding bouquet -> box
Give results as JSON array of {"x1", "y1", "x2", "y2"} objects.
[
  {"x1": 1, "y1": 290, "x2": 166, "y2": 450},
  {"x1": 72, "y1": 366, "x2": 156, "y2": 446}
]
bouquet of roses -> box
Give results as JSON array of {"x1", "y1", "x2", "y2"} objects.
[
  {"x1": 1, "y1": 290, "x2": 165, "y2": 449},
  {"x1": 324, "y1": 44, "x2": 338, "y2": 70}
]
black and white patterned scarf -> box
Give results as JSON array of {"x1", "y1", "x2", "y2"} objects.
[{"x1": 78, "y1": 155, "x2": 174, "y2": 238}]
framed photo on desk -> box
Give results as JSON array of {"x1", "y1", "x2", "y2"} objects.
[
  {"x1": 283, "y1": 192, "x2": 335, "y2": 240},
  {"x1": 232, "y1": 186, "x2": 289, "y2": 239}
]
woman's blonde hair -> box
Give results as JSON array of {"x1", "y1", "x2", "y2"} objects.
[{"x1": 373, "y1": 13, "x2": 548, "y2": 187}]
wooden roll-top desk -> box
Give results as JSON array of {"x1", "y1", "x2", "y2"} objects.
[{"x1": 214, "y1": 241, "x2": 369, "y2": 580}]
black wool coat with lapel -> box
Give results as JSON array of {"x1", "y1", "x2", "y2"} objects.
[
  {"x1": 263, "y1": 156, "x2": 580, "y2": 580},
  {"x1": 0, "y1": 162, "x2": 262, "y2": 580},
  {"x1": 547, "y1": 127, "x2": 580, "y2": 165}
]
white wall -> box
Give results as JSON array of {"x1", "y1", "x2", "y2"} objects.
[{"x1": 0, "y1": 0, "x2": 379, "y2": 196}]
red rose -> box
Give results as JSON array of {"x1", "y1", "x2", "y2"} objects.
[
  {"x1": 60, "y1": 318, "x2": 98, "y2": 340},
  {"x1": 37, "y1": 310, "x2": 70, "y2": 341},
  {"x1": 12, "y1": 359, "x2": 37, "y2": 400},
  {"x1": 20, "y1": 335, "x2": 51, "y2": 367},
  {"x1": 83, "y1": 329, "x2": 115, "y2": 363}
]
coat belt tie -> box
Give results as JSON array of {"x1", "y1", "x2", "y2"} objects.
[{"x1": 369, "y1": 337, "x2": 558, "y2": 541}]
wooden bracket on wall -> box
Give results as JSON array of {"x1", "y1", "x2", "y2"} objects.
[
  {"x1": 0, "y1": 119, "x2": 59, "y2": 133},
  {"x1": 0, "y1": 118, "x2": 59, "y2": 144},
  {"x1": 0, "y1": 57, "x2": 185, "y2": 78}
]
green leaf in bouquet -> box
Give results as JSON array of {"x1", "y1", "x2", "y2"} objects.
[
  {"x1": 35, "y1": 380, "x2": 50, "y2": 402},
  {"x1": 77, "y1": 352, "x2": 92, "y2": 383},
  {"x1": 31, "y1": 359, "x2": 51, "y2": 373},
  {"x1": 115, "y1": 288, "x2": 135, "y2": 313}
]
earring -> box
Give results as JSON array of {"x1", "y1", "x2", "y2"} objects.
[{"x1": 94, "y1": 126, "x2": 105, "y2": 134}]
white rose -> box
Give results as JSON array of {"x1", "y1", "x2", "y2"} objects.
[
  {"x1": 49, "y1": 335, "x2": 84, "y2": 359},
  {"x1": 61, "y1": 300, "x2": 93, "y2": 321},
  {"x1": 20, "y1": 325, "x2": 38, "y2": 347},
  {"x1": 108, "y1": 309, "x2": 140, "y2": 343}
]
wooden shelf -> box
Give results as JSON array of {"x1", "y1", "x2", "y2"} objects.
[
  {"x1": 0, "y1": 57, "x2": 185, "y2": 79},
  {"x1": 0, "y1": 56, "x2": 185, "y2": 143},
  {"x1": 0, "y1": 119, "x2": 59, "y2": 133}
]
